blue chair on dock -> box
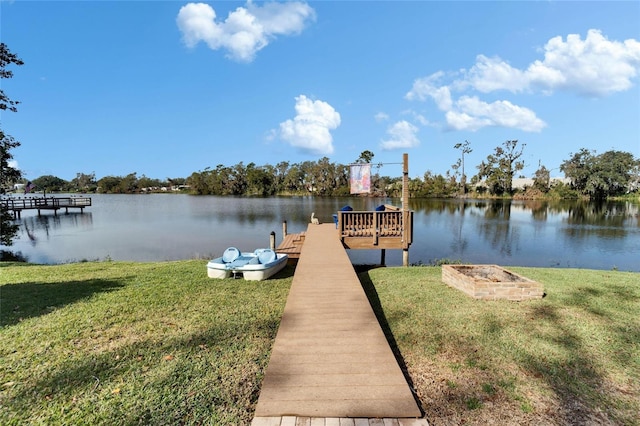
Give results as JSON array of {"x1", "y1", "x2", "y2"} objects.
[{"x1": 334, "y1": 206, "x2": 353, "y2": 229}]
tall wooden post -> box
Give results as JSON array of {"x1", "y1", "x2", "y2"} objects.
[
  {"x1": 402, "y1": 153, "x2": 409, "y2": 267},
  {"x1": 270, "y1": 231, "x2": 276, "y2": 251}
]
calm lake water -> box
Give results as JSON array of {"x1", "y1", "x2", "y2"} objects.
[{"x1": 4, "y1": 194, "x2": 640, "y2": 272}]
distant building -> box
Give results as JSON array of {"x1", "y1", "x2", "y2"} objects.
[
  {"x1": 474, "y1": 177, "x2": 571, "y2": 191},
  {"x1": 512, "y1": 177, "x2": 571, "y2": 190}
]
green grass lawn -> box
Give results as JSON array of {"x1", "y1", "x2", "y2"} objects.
[
  {"x1": 362, "y1": 266, "x2": 640, "y2": 425},
  {"x1": 0, "y1": 261, "x2": 293, "y2": 425},
  {"x1": 1, "y1": 261, "x2": 639, "y2": 425}
]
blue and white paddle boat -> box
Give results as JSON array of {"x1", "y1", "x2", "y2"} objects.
[{"x1": 207, "y1": 247, "x2": 288, "y2": 281}]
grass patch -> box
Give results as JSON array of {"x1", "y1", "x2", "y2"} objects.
[
  {"x1": 1, "y1": 261, "x2": 638, "y2": 425},
  {"x1": 361, "y1": 266, "x2": 640, "y2": 425},
  {"x1": 0, "y1": 261, "x2": 293, "y2": 425}
]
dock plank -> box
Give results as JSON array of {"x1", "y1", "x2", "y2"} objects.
[
  {"x1": 254, "y1": 223, "x2": 422, "y2": 420},
  {"x1": 276, "y1": 232, "x2": 305, "y2": 259}
]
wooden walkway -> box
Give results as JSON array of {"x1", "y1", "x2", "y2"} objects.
[
  {"x1": 0, "y1": 196, "x2": 91, "y2": 219},
  {"x1": 253, "y1": 223, "x2": 425, "y2": 425},
  {"x1": 276, "y1": 232, "x2": 306, "y2": 260}
]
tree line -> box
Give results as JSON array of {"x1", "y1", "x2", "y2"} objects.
[
  {"x1": 13, "y1": 143, "x2": 640, "y2": 201},
  {"x1": 25, "y1": 172, "x2": 187, "y2": 194}
]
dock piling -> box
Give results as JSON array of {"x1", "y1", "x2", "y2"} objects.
[{"x1": 269, "y1": 231, "x2": 276, "y2": 251}]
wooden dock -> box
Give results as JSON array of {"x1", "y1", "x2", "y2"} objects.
[
  {"x1": 254, "y1": 223, "x2": 426, "y2": 425},
  {"x1": 0, "y1": 196, "x2": 91, "y2": 219},
  {"x1": 276, "y1": 232, "x2": 305, "y2": 260}
]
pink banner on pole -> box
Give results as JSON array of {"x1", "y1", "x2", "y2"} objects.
[{"x1": 350, "y1": 164, "x2": 371, "y2": 194}]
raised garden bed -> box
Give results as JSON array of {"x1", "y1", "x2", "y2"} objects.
[{"x1": 442, "y1": 264, "x2": 544, "y2": 301}]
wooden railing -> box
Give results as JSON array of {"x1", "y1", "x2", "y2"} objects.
[
  {"x1": 1, "y1": 197, "x2": 92, "y2": 210},
  {"x1": 1, "y1": 196, "x2": 91, "y2": 218},
  {"x1": 337, "y1": 210, "x2": 413, "y2": 250}
]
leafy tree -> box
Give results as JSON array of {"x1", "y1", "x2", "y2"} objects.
[
  {"x1": 312, "y1": 157, "x2": 335, "y2": 196},
  {"x1": 548, "y1": 181, "x2": 579, "y2": 200},
  {"x1": 560, "y1": 148, "x2": 593, "y2": 194},
  {"x1": 0, "y1": 131, "x2": 21, "y2": 194},
  {"x1": 246, "y1": 163, "x2": 275, "y2": 196},
  {"x1": 561, "y1": 149, "x2": 639, "y2": 199},
  {"x1": 186, "y1": 170, "x2": 207, "y2": 195},
  {"x1": 119, "y1": 173, "x2": 139, "y2": 193},
  {"x1": 274, "y1": 161, "x2": 290, "y2": 193},
  {"x1": 0, "y1": 43, "x2": 24, "y2": 113},
  {"x1": 630, "y1": 163, "x2": 640, "y2": 194},
  {"x1": 1, "y1": 132, "x2": 22, "y2": 248},
  {"x1": 586, "y1": 150, "x2": 637, "y2": 198},
  {"x1": 230, "y1": 163, "x2": 247, "y2": 195},
  {"x1": 213, "y1": 165, "x2": 231, "y2": 195},
  {"x1": 476, "y1": 140, "x2": 525, "y2": 195},
  {"x1": 533, "y1": 164, "x2": 551, "y2": 192},
  {"x1": 453, "y1": 140, "x2": 472, "y2": 194},
  {"x1": 32, "y1": 175, "x2": 68, "y2": 192},
  {"x1": 334, "y1": 163, "x2": 351, "y2": 196},
  {"x1": 0, "y1": 43, "x2": 24, "y2": 249},
  {"x1": 356, "y1": 150, "x2": 375, "y2": 164},
  {"x1": 262, "y1": 164, "x2": 278, "y2": 193},
  {"x1": 299, "y1": 161, "x2": 317, "y2": 193},
  {"x1": 421, "y1": 171, "x2": 453, "y2": 197},
  {"x1": 70, "y1": 172, "x2": 97, "y2": 192},
  {"x1": 282, "y1": 164, "x2": 304, "y2": 193},
  {"x1": 98, "y1": 175, "x2": 123, "y2": 193}
]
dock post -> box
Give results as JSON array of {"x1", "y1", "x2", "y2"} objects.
[
  {"x1": 282, "y1": 221, "x2": 287, "y2": 237},
  {"x1": 270, "y1": 231, "x2": 276, "y2": 251},
  {"x1": 402, "y1": 153, "x2": 409, "y2": 267},
  {"x1": 380, "y1": 249, "x2": 386, "y2": 266}
]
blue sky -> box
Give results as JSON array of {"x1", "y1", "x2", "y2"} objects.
[{"x1": 2, "y1": 1, "x2": 639, "y2": 182}]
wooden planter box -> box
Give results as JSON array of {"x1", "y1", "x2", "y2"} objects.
[{"x1": 442, "y1": 265, "x2": 544, "y2": 301}]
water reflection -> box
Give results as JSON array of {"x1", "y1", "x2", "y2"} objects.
[
  {"x1": 448, "y1": 202, "x2": 469, "y2": 259},
  {"x1": 17, "y1": 212, "x2": 94, "y2": 247},
  {"x1": 4, "y1": 195, "x2": 639, "y2": 271},
  {"x1": 563, "y1": 200, "x2": 635, "y2": 239},
  {"x1": 406, "y1": 198, "x2": 639, "y2": 271},
  {"x1": 477, "y1": 201, "x2": 519, "y2": 257}
]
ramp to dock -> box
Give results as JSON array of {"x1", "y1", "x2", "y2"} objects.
[{"x1": 253, "y1": 223, "x2": 423, "y2": 423}]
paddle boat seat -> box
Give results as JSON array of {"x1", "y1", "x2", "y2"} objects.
[{"x1": 222, "y1": 247, "x2": 253, "y2": 268}]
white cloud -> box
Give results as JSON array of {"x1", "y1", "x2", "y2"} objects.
[
  {"x1": 374, "y1": 112, "x2": 389, "y2": 122},
  {"x1": 463, "y1": 29, "x2": 640, "y2": 97},
  {"x1": 380, "y1": 120, "x2": 420, "y2": 151},
  {"x1": 407, "y1": 29, "x2": 639, "y2": 133},
  {"x1": 8, "y1": 160, "x2": 19, "y2": 170},
  {"x1": 402, "y1": 110, "x2": 431, "y2": 126},
  {"x1": 527, "y1": 29, "x2": 640, "y2": 97},
  {"x1": 405, "y1": 71, "x2": 453, "y2": 111},
  {"x1": 279, "y1": 95, "x2": 341, "y2": 155},
  {"x1": 446, "y1": 96, "x2": 546, "y2": 132},
  {"x1": 466, "y1": 55, "x2": 528, "y2": 93},
  {"x1": 176, "y1": 1, "x2": 315, "y2": 62}
]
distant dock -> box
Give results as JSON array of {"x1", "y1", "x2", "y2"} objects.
[{"x1": 0, "y1": 196, "x2": 92, "y2": 219}]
